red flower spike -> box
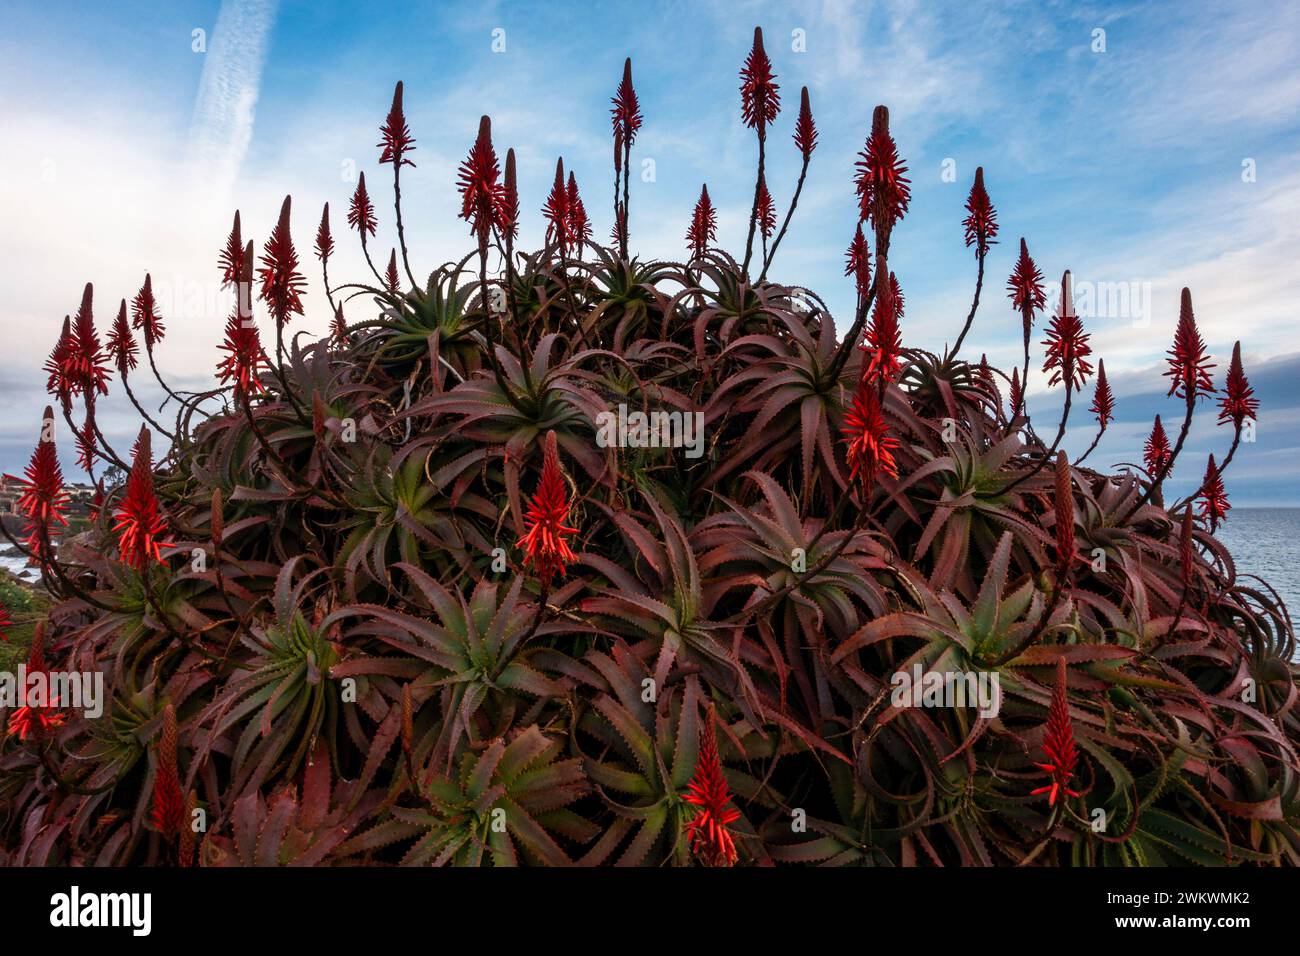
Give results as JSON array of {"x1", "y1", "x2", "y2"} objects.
[
  {"x1": 6, "y1": 628, "x2": 67, "y2": 740},
  {"x1": 1165, "y1": 288, "x2": 1215, "y2": 401},
  {"x1": 1144, "y1": 415, "x2": 1172, "y2": 476},
  {"x1": 5, "y1": 409, "x2": 69, "y2": 562},
  {"x1": 112, "y1": 428, "x2": 171, "y2": 570},
  {"x1": 977, "y1": 354, "x2": 997, "y2": 395},
  {"x1": 459, "y1": 115, "x2": 502, "y2": 255},
  {"x1": 151, "y1": 703, "x2": 185, "y2": 842},
  {"x1": 516, "y1": 431, "x2": 579, "y2": 587},
  {"x1": 755, "y1": 172, "x2": 776, "y2": 240},
  {"x1": 611, "y1": 57, "x2": 643, "y2": 149},
  {"x1": 1031, "y1": 658, "x2": 1081, "y2": 806},
  {"x1": 106, "y1": 300, "x2": 138, "y2": 375},
  {"x1": 75, "y1": 412, "x2": 97, "y2": 474},
  {"x1": 131, "y1": 273, "x2": 166, "y2": 349},
  {"x1": 860, "y1": 262, "x2": 902, "y2": 384},
  {"x1": 378, "y1": 80, "x2": 416, "y2": 167},
  {"x1": 216, "y1": 312, "x2": 268, "y2": 400},
  {"x1": 44, "y1": 316, "x2": 77, "y2": 412},
  {"x1": 793, "y1": 86, "x2": 817, "y2": 160},
  {"x1": 1008, "y1": 236, "x2": 1046, "y2": 353},
  {"x1": 314, "y1": 203, "x2": 334, "y2": 261},
  {"x1": 566, "y1": 172, "x2": 592, "y2": 247},
  {"x1": 842, "y1": 377, "x2": 900, "y2": 487},
  {"x1": 258, "y1": 196, "x2": 306, "y2": 324},
  {"x1": 218, "y1": 211, "x2": 245, "y2": 288},
  {"x1": 1041, "y1": 270, "x2": 1093, "y2": 390},
  {"x1": 844, "y1": 224, "x2": 872, "y2": 301},
  {"x1": 330, "y1": 302, "x2": 347, "y2": 347},
  {"x1": 385, "y1": 249, "x2": 400, "y2": 293},
  {"x1": 496, "y1": 148, "x2": 519, "y2": 243},
  {"x1": 854, "y1": 105, "x2": 910, "y2": 238},
  {"x1": 1090, "y1": 358, "x2": 1115, "y2": 428},
  {"x1": 1009, "y1": 367, "x2": 1023, "y2": 416},
  {"x1": 69, "y1": 283, "x2": 111, "y2": 398},
  {"x1": 1218, "y1": 341, "x2": 1258, "y2": 427},
  {"x1": 683, "y1": 708, "x2": 741, "y2": 867},
  {"x1": 686, "y1": 184, "x2": 717, "y2": 259},
  {"x1": 962, "y1": 166, "x2": 998, "y2": 256},
  {"x1": 1198, "y1": 454, "x2": 1230, "y2": 533},
  {"x1": 739, "y1": 26, "x2": 780, "y2": 136},
  {"x1": 1053, "y1": 451, "x2": 1075, "y2": 578},
  {"x1": 217, "y1": 242, "x2": 267, "y2": 400},
  {"x1": 348, "y1": 172, "x2": 378, "y2": 238},
  {"x1": 542, "y1": 159, "x2": 574, "y2": 256}
]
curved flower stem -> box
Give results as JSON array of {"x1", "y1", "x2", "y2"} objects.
[
  {"x1": 1073, "y1": 424, "x2": 1106, "y2": 467},
  {"x1": 620, "y1": 138, "x2": 633, "y2": 258},
  {"x1": 146, "y1": 342, "x2": 183, "y2": 411},
  {"x1": 949, "y1": 247, "x2": 987, "y2": 358},
  {"x1": 758, "y1": 155, "x2": 810, "y2": 283},
  {"x1": 826, "y1": 273, "x2": 880, "y2": 385},
  {"x1": 392, "y1": 163, "x2": 419, "y2": 289},
  {"x1": 89, "y1": 414, "x2": 129, "y2": 471},
  {"x1": 121, "y1": 372, "x2": 174, "y2": 439},
  {"x1": 1125, "y1": 389, "x2": 1196, "y2": 521},
  {"x1": 996, "y1": 383, "x2": 1073, "y2": 498},
  {"x1": 742, "y1": 134, "x2": 766, "y2": 276},
  {"x1": 359, "y1": 233, "x2": 386, "y2": 288}
]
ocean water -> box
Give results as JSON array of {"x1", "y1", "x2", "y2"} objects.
[{"x1": 1213, "y1": 508, "x2": 1300, "y2": 624}]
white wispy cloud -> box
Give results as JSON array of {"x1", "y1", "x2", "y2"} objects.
[{"x1": 188, "y1": 0, "x2": 279, "y2": 196}]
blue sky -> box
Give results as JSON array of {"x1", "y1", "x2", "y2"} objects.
[{"x1": 1, "y1": 0, "x2": 1297, "y2": 501}]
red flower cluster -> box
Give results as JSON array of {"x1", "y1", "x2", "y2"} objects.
[
  {"x1": 684, "y1": 709, "x2": 741, "y2": 867},
  {"x1": 217, "y1": 240, "x2": 267, "y2": 399},
  {"x1": 378, "y1": 81, "x2": 416, "y2": 167},
  {"x1": 7, "y1": 624, "x2": 66, "y2": 741},
  {"x1": 1031, "y1": 659, "x2": 1081, "y2": 806},
  {"x1": 131, "y1": 273, "x2": 167, "y2": 349},
  {"x1": 1218, "y1": 341, "x2": 1258, "y2": 427},
  {"x1": 567, "y1": 172, "x2": 592, "y2": 247},
  {"x1": 793, "y1": 86, "x2": 817, "y2": 160},
  {"x1": 755, "y1": 173, "x2": 776, "y2": 240},
  {"x1": 151, "y1": 703, "x2": 186, "y2": 841},
  {"x1": 1143, "y1": 415, "x2": 1172, "y2": 476},
  {"x1": 610, "y1": 57, "x2": 643, "y2": 151},
  {"x1": 106, "y1": 300, "x2": 139, "y2": 375},
  {"x1": 860, "y1": 263, "x2": 902, "y2": 384},
  {"x1": 6, "y1": 410, "x2": 69, "y2": 562},
  {"x1": 258, "y1": 196, "x2": 307, "y2": 324},
  {"x1": 1007, "y1": 238, "x2": 1046, "y2": 348},
  {"x1": 1165, "y1": 288, "x2": 1214, "y2": 401},
  {"x1": 44, "y1": 317, "x2": 76, "y2": 412},
  {"x1": 1198, "y1": 454, "x2": 1229, "y2": 532},
  {"x1": 854, "y1": 106, "x2": 910, "y2": 240},
  {"x1": 844, "y1": 224, "x2": 871, "y2": 302},
  {"x1": 219, "y1": 211, "x2": 246, "y2": 288},
  {"x1": 739, "y1": 27, "x2": 780, "y2": 135},
  {"x1": 686, "y1": 184, "x2": 717, "y2": 258},
  {"x1": 385, "y1": 249, "x2": 400, "y2": 294},
  {"x1": 348, "y1": 172, "x2": 378, "y2": 238},
  {"x1": 962, "y1": 166, "x2": 998, "y2": 257},
  {"x1": 1009, "y1": 367, "x2": 1023, "y2": 416},
  {"x1": 458, "y1": 116, "x2": 503, "y2": 254},
  {"x1": 314, "y1": 203, "x2": 334, "y2": 262},
  {"x1": 70, "y1": 283, "x2": 111, "y2": 401},
  {"x1": 113, "y1": 428, "x2": 171, "y2": 571},
  {"x1": 1041, "y1": 271, "x2": 1092, "y2": 390},
  {"x1": 517, "y1": 431, "x2": 579, "y2": 586},
  {"x1": 1090, "y1": 358, "x2": 1115, "y2": 428},
  {"x1": 842, "y1": 379, "x2": 900, "y2": 487}
]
